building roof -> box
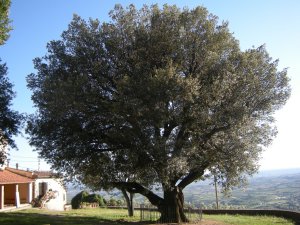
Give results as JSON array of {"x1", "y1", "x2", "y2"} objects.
[
  {"x1": 0, "y1": 168, "x2": 34, "y2": 184},
  {"x1": 5, "y1": 167, "x2": 57, "y2": 179},
  {"x1": 5, "y1": 167, "x2": 36, "y2": 178},
  {"x1": 33, "y1": 171, "x2": 57, "y2": 178}
]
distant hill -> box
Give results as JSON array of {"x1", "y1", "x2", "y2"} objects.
[
  {"x1": 254, "y1": 168, "x2": 300, "y2": 177},
  {"x1": 66, "y1": 168, "x2": 300, "y2": 211},
  {"x1": 183, "y1": 168, "x2": 300, "y2": 211}
]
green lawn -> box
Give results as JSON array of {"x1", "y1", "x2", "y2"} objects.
[
  {"x1": 0, "y1": 208, "x2": 140, "y2": 225},
  {"x1": 0, "y1": 208, "x2": 295, "y2": 225},
  {"x1": 203, "y1": 214, "x2": 295, "y2": 225}
]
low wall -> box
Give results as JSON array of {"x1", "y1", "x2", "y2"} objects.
[{"x1": 201, "y1": 209, "x2": 300, "y2": 225}]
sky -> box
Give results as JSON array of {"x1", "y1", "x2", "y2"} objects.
[{"x1": 1, "y1": 0, "x2": 299, "y2": 171}]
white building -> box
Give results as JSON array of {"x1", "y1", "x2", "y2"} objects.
[
  {"x1": 1, "y1": 166, "x2": 67, "y2": 211},
  {"x1": 0, "y1": 166, "x2": 33, "y2": 210},
  {"x1": 32, "y1": 171, "x2": 67, "y2": 211}
]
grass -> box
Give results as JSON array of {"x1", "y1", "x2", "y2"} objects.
[
  {"x1": 203, "y1": 214, "x2": 295, "y2": 225},
  {"x1": 0, "y1": 208, "x2": 295, "y2": 225},
  {"x1": 0, "y1": 208, "x2": 139, "y2": 225}
]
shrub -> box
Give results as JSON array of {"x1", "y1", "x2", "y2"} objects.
[
  {"x1": 107, "y1": 198, "x2": 117, "y2": 206},
  {"x1": 71, "y1": 191, "x2": 89, "y2": 209},
  {"x1": 71, "y1": 191, "x2": 107, "y2": 209},
  {"x1": 84, "y1": 193, "x2": 106, "y2": 206},
  {"x1": 116, "y1": 199, "x2": 124, "y2": 206}
]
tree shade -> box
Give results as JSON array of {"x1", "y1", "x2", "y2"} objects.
[{"x1": 26, "y1": 4, "x2": 290, "y2": 222}]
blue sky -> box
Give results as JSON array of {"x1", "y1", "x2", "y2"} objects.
[{"x1": 1, "y1": 0, "x2": 299, "y2": 171}]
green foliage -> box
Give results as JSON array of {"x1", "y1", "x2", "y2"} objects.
[
  {"x1": 183, "y1": 172, "x2": 300, "y2": 211},
  {"x1": 71, "y1": 191, "x2": 89, "y2": 209},
  {"x1": 0, "y1": 1, "x2": 22, "y2": 165},
  {"x1": 102, "y1": 197, "x2": 107, "y2": 205},
  {"x1": 107, "y1": 198, "x2": 117, "y2": 206},
  {"x1": 71, "y1": 191, "x2": 106, "y2": 209},
  {"x1": 105, "y1": 197, "x2": 124, "y2": 206},
  {"x1": 84, "y1": 193, "x2": 106, "y2": 206},
  {"x1": 0, "y1": 0, "x2": 12, "y2": 45},
  {"x1": 27, "y1": 4, "x2": 290, "y2": 220},
  {"x1": 0, "y1": 60, "x2": 23, "y2": 165}
]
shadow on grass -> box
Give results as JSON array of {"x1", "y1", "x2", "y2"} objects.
[{"x1": 0, "y1": 212, "x2": 151, "y2": 225}]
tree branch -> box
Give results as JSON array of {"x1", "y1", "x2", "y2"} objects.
[
  {"x1": 163, "y1": 119, "x2": 176, "y2": 138},
  {"x1": 172, "y1": 123, "x2": 189, "y2": 156},
  {"x1": 113, "y1": 182, "x2": 164, "y2": 206},
  {"x1": 201, "y1": 124, "x2": 230, "y2": 142},
  {"x1": 177, "y1": 165, "x2": 208, "y2": 190}
]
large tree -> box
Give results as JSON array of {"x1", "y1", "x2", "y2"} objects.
[
  {"x1": 0, "y1": 0, "x2": 23, "y2": 165},
  {"x1": 27, "y1": 5, "x2": 290, "y2": 222}
]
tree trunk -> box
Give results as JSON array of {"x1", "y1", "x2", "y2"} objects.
[
  {"x1": 128, "y1": 192, "x2": 134, "y2": 216},
  {"x1": 158, "y1": 187, "x2": 189, "y2": 223},
  {"x1": 114, "y1": 182, "x2": 190, "y2": 223},
  {"x1": 121, "y1": 188, "x2": 134, "y2": 217}
]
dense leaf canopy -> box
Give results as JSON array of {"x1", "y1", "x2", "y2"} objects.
[
  {"x1": 0, "y1": 60, "x2": 23, "y2": 164},
  {"x1": 27, "y1": 4, "x2": 290, "y2": 201},
  {"x1": 0, "y1": 0, "x2": 23, "y2": 165},
  {"x1": 0, "y1": 0, "x2": 12, "y2": 45}
]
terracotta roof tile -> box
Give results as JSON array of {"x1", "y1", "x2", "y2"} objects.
[
  {"x1": 5, "y1": 167, "x2": 36, "y2": 178},
  {"x1": 0, "y1": 169, "x2": 33, "y2": 184},
  {"x1": 5, "y1": 167, "x2": 57, "y2": 178}
]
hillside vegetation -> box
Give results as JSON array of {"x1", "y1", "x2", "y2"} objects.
[
  {"x1": 184, "y1": 170, "x2": 300, "y2": 211},
  {"x1": 67, "y1": 169, "x2": 300, "y2": 211}
]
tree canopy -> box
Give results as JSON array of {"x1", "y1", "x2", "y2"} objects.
[
  {"x1": 27, "y1": 4, "x2": 290, "y2": 222},
  {"x1": 0, "y1": 1, "x2": 23, "y2": 165},
  {"x1": 0, "y1": 60, "x2": 23, "y2": 164},
  {"x1": 0, "y1": 0, "x2": 12, "y2": 45}
]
